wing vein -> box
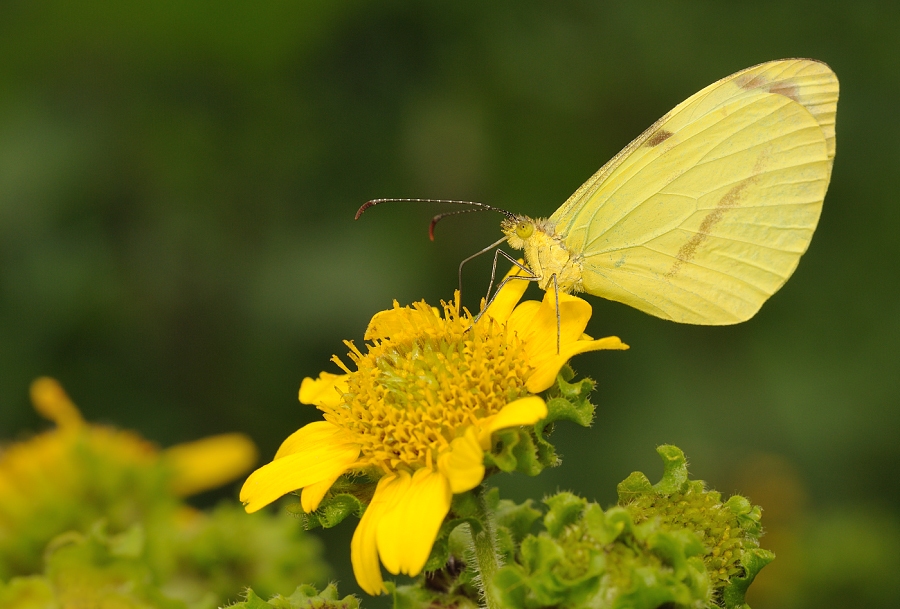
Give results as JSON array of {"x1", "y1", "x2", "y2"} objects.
[
  {"x1": 693, "y1": 125, "x2": 824, "y2": 168},
  {"x1": 579, "y1": 95, "x2": 799, "y2": 232},
  {"x1": 592, "y1": 225, "x2": 814, "y2": 255}
]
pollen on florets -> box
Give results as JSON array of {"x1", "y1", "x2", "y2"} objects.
[{"x1": 315, "y1": 299, "x2": 533, "y2": 473}]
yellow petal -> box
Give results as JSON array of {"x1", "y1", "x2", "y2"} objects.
[
  {"x1": 510, "y1": 291, "x2": 593, "y2": 359},
  {"x1": 478, "y1": 396, "x2": 548, "y2": 447},
  {"x1": 351, "y1": 473, "x2": 410, "y2": 595},
  {"x1": 274, "y1": 420, "x2": 350, "y2": 460},
  {"x1": 376, "y1": 468, "x2": 451, "y2": 577},
  {"x1": 163, "y1": 433, "x2": 258, "y2": 496},
  {"x1": 300, "y1": 471, "x2": 342, "y2": 512},
  {"x1": 483, "y1": 262, "x2": 530, "y2": 324},
  {"x1": 29, "y1": 377, "x2": 83, "y2": 429},
  {"x1": 240, "y1": 423, "x2": 359, "y2": 513},
  {"x1": 526, "y1": 336, "x2": 629, "y2": 394},
  {"x1": 437, "y1": 428, "x2": 485, "y2": 493},
  {"x1": 505, "y1": 300, "x2": 541, "y2": 337},
  {"x1": 364, "y1": 304, "x2": 439, "y2": 340},
  {"x1": 299, "y1": 372, "x2": 349, "y2": 408}
]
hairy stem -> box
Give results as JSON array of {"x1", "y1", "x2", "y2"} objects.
[{"x1": 470, "y1": 486, "x2": 502, "y2": 609}]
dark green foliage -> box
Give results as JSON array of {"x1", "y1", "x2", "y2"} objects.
[
  {"x1": 414, "y1": 446, "x2": 770, "y2": 609},
  {"x1": 0, "y1": 523, "x2": 188, "y2": 609}
]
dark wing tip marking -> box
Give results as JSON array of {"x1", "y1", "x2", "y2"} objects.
[
  {"x1": 734, "y1": 65, "x2": 801, "y2": 102},
  {"x1": 736, "y1": 74, "x2": 767, "y2": 90},
  {"x1": 768, "y1": 82, "x2": 800, "y2": 102}
]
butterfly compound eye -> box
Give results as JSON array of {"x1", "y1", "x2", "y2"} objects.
[{"x1": 516, "y1": 221, "x2": 534, "y2": 239}]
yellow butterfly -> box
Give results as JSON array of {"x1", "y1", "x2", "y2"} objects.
[
  {"x1": 501, "y1": 58, "x2": 838, "y2": 324},
  {"x1": 359, "y1": 59, "x2": 838, "y2": 325}
]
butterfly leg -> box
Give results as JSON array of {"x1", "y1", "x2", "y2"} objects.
[
  {"x1": 551, "y1": 274, "x2": 560, "y2": 355},
  {"x1": 471, "y1": 248, "x2": 538, "y2": 326},
  {"x1": 457, "y1": 236, "x2": 508, "y2": 301},
  {"x1": 483, "y1": 248, "x2": 534, "y2": 309}
]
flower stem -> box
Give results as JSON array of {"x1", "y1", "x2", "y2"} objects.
[{"x1": 470, "y1": 485, "x2": 502, "y2": 609}]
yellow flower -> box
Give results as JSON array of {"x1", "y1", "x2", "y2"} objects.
[
  {"x1": 0, "y1": 378, "x2": 258, "y2": 560},
  {"x1": 240, "y1": 275, "x2": 628, "y2": 594},
  {"x1": 6, "y1": 378, "x2": 259, "y2": 499}
]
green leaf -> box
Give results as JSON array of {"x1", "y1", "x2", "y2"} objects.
[
  {"x1": 295, "y1": 493, "x2": 365, "y2": 530},
  {"x1": 721, "y1": 549, "x2": 775, "y2": 609},
  {"x1": 398, "y1": 447, "x2": 772, "y2": 609},
  {"x1": 616, "y1": 471, "x2": 653, "y2": 502},
  {"x1": 492, "y1": 495, "x2": 541, "y2": 544},
  {"x1": 544, "y1": 372, "x2": 595, "y2": 428},
  {"x1": 223, "y1": 584, "x2": 359, "y2": 609},
  {"x1": 543, "y1": 492, "x2": 587, "y2": 538},
  {"x1": 482, "y1": 367, "x2": 600, "y2": 481},
  {"x1": 652, "y1": 445, "x2": 689, "y2": 494}
]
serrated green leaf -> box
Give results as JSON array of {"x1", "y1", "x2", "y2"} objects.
[
  {"x1": 616, "y1": 471, "x2": 654, "y2": 502},
  {"x1": 543, "y1": 371, "x2": 595, "y2": 426},
  {"x1": 299, "y1": 493, "x2": 365, "y2": 530},
  {"x1": 225, "y1": 584, "x2": 358, "y2": 609},
  {"x1": 235, "y1": 589, "x2": 274, "y2": 609},
  {"x1": 484, "y1": 428, "x2": 522, "y2": 472},
  {"x1": 510, "y1": 430, "x2": 542, "y2": 476},
  {"x1": 493, "y1": 498, "x2": 541, "y2": 544},
  {"x1": 543, "y1": 492, "x2": 587, "y2": 538},
  {"x1": 600, "y1": 507, "x2": 635, "y2": 543},
  {"x1": 484, "y1": 448, "x2": 771, "y2": 609},
  {"x1": 557, "y1": 363, "x2": 576, "y2": 383},
  {"x1": 317, "y1": 494, "x2": 366, "y2": 528},
  {"x1": 725, "y1": 495, "x2": 752, "y2": 515},
  {"x1": 652, "y1": 445, "x2": 689, "y2": 494},
  {"x1": 722, "y1": 548, "x2": 775, "y2": 609}
]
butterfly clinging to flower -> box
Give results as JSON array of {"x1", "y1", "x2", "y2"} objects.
[{"x1": 360, "y1": 59, "x2": 838, "y2": 325}]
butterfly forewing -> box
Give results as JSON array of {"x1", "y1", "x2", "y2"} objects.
[{"x1": 549, "y1": 59, "x2": 838, "y2": 324}]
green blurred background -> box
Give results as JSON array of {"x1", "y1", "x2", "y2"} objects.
[{"x1": 2, "y1": 1, "x2": 898, "y2": 607}]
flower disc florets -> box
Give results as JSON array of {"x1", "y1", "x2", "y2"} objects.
[{"x1": 325, "y1": 300, "x2": 531, "y2": 472}]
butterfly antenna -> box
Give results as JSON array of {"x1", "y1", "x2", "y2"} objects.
[
  {"x1": 429, "y1": 208, "x2": 481, "y2": 241},
  {"x1": 355, "y1": 198, "x2": 516, "y2": 233}
]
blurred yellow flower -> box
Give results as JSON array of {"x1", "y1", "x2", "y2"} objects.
[
  {"x1": 240, "y1": 274, "x2": 627, "y2": 594},
  {"x1": 163, "y1": 433, "x2": 259, "y2": 497},
  {"x1": 0, "y1": 377, "x2": 258, "y2": 578}
]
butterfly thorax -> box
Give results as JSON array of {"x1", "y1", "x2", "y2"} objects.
[{"x1": 501, "y1": 216, "x2": 584, "y2": 294}]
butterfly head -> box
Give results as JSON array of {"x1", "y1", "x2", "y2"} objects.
[{"x1": 501, "y1": 216, "x2": 536, "y2": 250}]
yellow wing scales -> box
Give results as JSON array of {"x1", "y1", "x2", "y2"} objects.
[{"x1": 542, "y1": 59, "x2": 838, "y2": 324}]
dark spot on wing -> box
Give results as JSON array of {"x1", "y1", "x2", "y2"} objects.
[
  {"x1": 768, "y1": 82, "x2": 800, "y2": 102},
  {"x1": 646, "y1": 129, "x2": 674, "y2": 147}
]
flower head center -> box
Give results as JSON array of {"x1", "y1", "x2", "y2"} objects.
[{"x1": 319, "y1": 300, "x2": 532, "y2": 473}]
